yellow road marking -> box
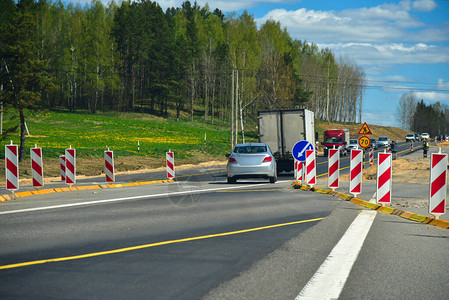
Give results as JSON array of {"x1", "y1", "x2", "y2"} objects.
[{"x1": 0, "y1": 217, "x2": 324, "y2": 270}]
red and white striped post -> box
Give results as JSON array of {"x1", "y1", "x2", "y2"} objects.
[
  {"x1": 377, "y1": 152, "x2": 392, "y2": 205},
  {"x1": 104, "y1": 148, "x2": 115, "y2": 183},
  {"x1": 296, "y1": 161, "x2": 303, "y2": 183},
  {"x1": 349, "y1": 149, "x2": 363, "y2": 197},
  {"x1": 429, "y1": 150, "x2": 447, "y2": 218},
  {"x1": 387, "y1": 144, "x2": 391, "y2": 153},
  {"x1": 65, "y1": 147, "x2": 76, "y2": 185},
  {"x1": 31, "y1": 145, "x2": 44, "y2": 188},
  {"x1": 306, "y1": 149, "x2": 316, "y2": 187},
  {"x1": 410, "y1": 141, "x2": 414, "y2": 152},
  {"x1": 166, "y1": 150, "x2": 175, "y2": 179},
  {"x1": 328, "y1": 148, "x2": 340, "y2": 190},
  {"x1": 369, "y1": 148, "x2": 374, "y2": 165},
  {"x1": 5, "y1": 142, "x2": 19, "y2": 191},
  {"x1": 59, "y1": 155, "x2": 66, "y2": 181}
]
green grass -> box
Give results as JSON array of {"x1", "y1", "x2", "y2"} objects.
[{"x1": 3, "y1": 109, "x2": 258, "y2": 160}]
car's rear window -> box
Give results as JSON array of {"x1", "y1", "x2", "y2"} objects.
[
  {"x1": 234, "y1": 146, "x2": 267, "y2": 153},
  {"x1": 379, "y1": 137, "x2": 388, "y2": 141}
]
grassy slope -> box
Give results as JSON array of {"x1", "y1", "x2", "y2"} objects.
[{"x1": 0, "y1": 110, "x2": 410, "y2": 182}]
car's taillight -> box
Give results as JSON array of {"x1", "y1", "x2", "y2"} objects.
[
  {"x1": 228, "y1": 157, "x2": 238, "y2": 164},
  {"x1": 262, "y1": 156, "x2": 273, "y2": 163}
]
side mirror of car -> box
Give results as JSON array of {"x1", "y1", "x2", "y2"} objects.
[{"x1": 225, "y1": 153, "x2": 230, "y2": 158}]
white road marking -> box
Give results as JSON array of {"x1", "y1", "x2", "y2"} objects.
[
  {"x1": 0, "y1": 181, "x2": 289, "y2": 215},
  {"x1": 296, "y1": 209, "x2": 376, "y2": 300}
]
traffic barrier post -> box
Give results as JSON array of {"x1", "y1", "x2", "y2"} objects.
[
  {"x1": 328, "y1": 148, "x2": 339, "y2": 190},
  {"x1": 65, "y1": 147, "x2": 76, "y2": 185},
  {"x1": 369, "y1": 148, "x2": 374, "y2": 165},
  {"x1": 429, "y1": 149, "x2": 447, "y2": 219},
  {"x1": 377, "y1": 152, "x2": 392, "y2": 205},
  {"x1": 31, "y1": 145, "x2": 44, "y2": 188},
  {"x1": 349, "y1": 149, "x2": 363, "y2": 197},
  {"x1": 296, "y1": 160, "x2": 303, "y2": 182},
  {"x1": 306, "y1": 149, "x2": 316, "y2": 187},
  {"x1": 410, "y1": 141, "x2": 413, "y2": 152},
  {"x1": 105, "y1": 149, "x2": 115, "y2": 183},
  {"x1": 166, "y1": 150, "x2": 175, "y2": 179},
  {"x1": 5, "y1": 142, "x2": 19, "y2": 191},
  {"x1": 59, "y1": 155, "x2": 66, "y2": 181}
]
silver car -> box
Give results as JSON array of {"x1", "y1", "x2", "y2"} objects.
[
  {"x1": 227, "y1": 143, "x2": 277, "y2": 183},
  {"x1": 378, "y1": 136, "x2": 390, "y2": 147},
  {"x1": 347, "y1": 139, "x2": 359, "y2": 150}
]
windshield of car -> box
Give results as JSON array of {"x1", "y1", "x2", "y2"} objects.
[
  {"x1": 407, "y1": 134, "x2": 414, "y2": 137},
  {"x1": 234, "y1": 145, "x2": 267, "y2": 153},
  {"x1": 379, "y1": 137, "x2": 388, "y2": 141},
  {"x1": 325, "y1": 137, "x2": 343, "y2": 143}
]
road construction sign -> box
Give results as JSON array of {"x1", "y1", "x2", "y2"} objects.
[
  {"x1": 359, "y1": 136, "x2": 371, "y2": 149},
  {"x1": 358, "y1": 122, "x2": 372, "y2": 135}
]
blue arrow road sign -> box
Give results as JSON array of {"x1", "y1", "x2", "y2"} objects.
[{"x1": 292, "y1": 141, "x2": 314, "y2": 162}]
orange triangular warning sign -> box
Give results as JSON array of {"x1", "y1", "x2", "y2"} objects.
[{"x1": 358, "y1": 122, "x2": 372, "y2": 135}]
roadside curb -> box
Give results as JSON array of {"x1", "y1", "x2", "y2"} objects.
[
  {"x1": 292, "y1": 181, "x2": 449, "y2": 230},
  {"x1": 0, "y1": 179, "x2": 175, "y2": 202}
]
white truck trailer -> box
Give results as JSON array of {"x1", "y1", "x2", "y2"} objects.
[{"x1": 258, "y1": 109, "x2": 315, "y2": 173}]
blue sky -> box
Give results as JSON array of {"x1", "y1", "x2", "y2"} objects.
[{"x1": 78, "y1": 0, "x2": 449, "y2": 127}]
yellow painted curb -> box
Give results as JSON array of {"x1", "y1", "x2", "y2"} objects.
[
  {"x1": 0, "y1": 178, "x2": 175, "y2": 202},
  {"x1": 292, "y1": 182, "x2": 449, "y2": 230},
  {"x1": 15, "y1": 191, "x2": 34, "y2": 198}
]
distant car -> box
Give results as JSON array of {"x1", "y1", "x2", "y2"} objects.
[
  {"x1": 347, "y1": 139, "x2": 359, "y2": 150},
  {"x1": 226, "y1": 143, "x2": 277, "y2": 184},
  {"x1": 421, "y1": 133, "x2": 430, "y2": 140},
  {"x1": 406, "y1": 133, "x2": 415, "y2": 142},
  {"x1": 378, "y1": 136, "x2": 390, "y2": 147},
  {"x1": 370, "y1": 138, "x2": 378, "y2": 149}
]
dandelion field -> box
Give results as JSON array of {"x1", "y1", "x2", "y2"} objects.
[
  {"x1": 11, "y1": 110, "x2": 255, "y2": 158},
  {"x1": 1, "y1": 110, "x2": 258, "y2": 180}
]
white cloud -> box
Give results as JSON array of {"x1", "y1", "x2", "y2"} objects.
[
  {"x1": 363, "y1": 111, "x2": 398, "y2": 127},
  {"x1": 438, "y1": 79, "x2": 449, "y2": 90},
  {"x1": 317, "y1": 42, "x2": 449, "y2": 67},
  {"x1": 256, "y1": 0, "x2": 448, "y2": 46},
  {"x1": 412, "y1": 0, "x2": 437, "y2": 12},
  {"x1": 415, "y1": 91, "x2": 449, "y2": 101}
]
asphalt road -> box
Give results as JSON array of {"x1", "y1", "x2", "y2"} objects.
[
  {"x1": 2, "y1": 141, "x2": 448, "y2": 299},
  {"x1": 0, "y1": 179, "x2": 334, "y2": 299}
]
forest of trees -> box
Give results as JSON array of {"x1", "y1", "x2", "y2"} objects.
[
  {"x1": 396, "y1": 90, "x2": 449, "y2": 137},
  {"x1": 1, "y1": 0, "x2": 366, "y2": 119},
  {"x1": 1, "y1": 0, "x2": 366, "y2": 157}
]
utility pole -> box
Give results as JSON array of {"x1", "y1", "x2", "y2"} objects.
[{"x1": 231, "y1": 69, "x2": 234, "y2": 151}]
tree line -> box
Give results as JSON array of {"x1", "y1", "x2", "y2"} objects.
[
  {"x1": 396, "y1": 90, "x2": 449, "y2": 137},
  {"x1": 1, "y1": 0, "x2": 366, "y2": 159}
]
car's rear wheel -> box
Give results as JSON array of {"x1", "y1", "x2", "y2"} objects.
[
  {"x1": 227, "y1": 177, "x2": 236, "y2": 184},
  {"x1": 269, "y1": 176, "x2": 277, "y2": 183}
]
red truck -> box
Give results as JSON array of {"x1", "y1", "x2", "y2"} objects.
[{"x1": 323, "y1": 129, "x2": 350, "y2": 157}]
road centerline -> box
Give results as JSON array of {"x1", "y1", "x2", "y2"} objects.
[{"x1": 0, "y1": 217, "x2": 325, "y2": 270}]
